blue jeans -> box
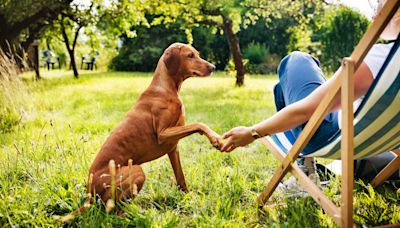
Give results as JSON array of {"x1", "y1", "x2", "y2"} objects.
[{"x1": 273, "y1": 51, "x2": 339, "y2": 155}]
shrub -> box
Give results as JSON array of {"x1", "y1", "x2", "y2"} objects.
[
  {"x1": 243, "y1": 43, "x2": 281, "y2": 74},
  {"x1": 243, "y1": 42, "x2": 269, "y2": 65},
  {"x1": 317, "y1": 5, "x2": 369, "y2": 71},
  {"x1": 110, "y1": 45, "x2": 164, "y2": 71}
]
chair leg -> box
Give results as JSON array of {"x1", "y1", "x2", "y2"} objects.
[
  {"x1": 371, "y1": 150, "x2": 400, "y2": 188},
  {"x1": 260, "y1": 137, "x2": 342, "y2": 223},
  {"x1": 257, "y1": 158, "x2": 290, "y2": 205},
  {"x1": 341, "y1": 58, "x2": 355, "y2": 228},
  {"x1": 341, "y1": 149, "x2": 354, "y2": 228}
]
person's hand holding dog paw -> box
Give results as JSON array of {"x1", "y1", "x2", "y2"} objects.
[{"x1": 220, "y1": 126, "x2": 254, "y2": 152}]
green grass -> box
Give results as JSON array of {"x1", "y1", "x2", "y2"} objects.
[{"x1": 0, "y1": 70, "x2": 399, "y2": 227}]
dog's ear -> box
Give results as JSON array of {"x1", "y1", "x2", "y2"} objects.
[{"x1": 163, "y1": 46, "x2": 181, "y2": 76}]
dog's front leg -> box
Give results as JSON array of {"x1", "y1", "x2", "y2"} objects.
[
  {"x1": 158, "y1": 123, "x2": 222, "y2": 149},
  {"x1": 168, "y1": 149, "x2": 188, "y2": 192}
]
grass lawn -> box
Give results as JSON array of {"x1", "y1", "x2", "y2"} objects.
[{"x1": 0, "y1": 70, "x2": 399, "y2": 227}]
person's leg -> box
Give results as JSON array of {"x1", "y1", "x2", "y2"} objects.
[
  {"x1": 274, "y1": 52, "x2": 333, "y2": 192},
  {"x1": 275, "y1": 51, "x2": 339, "y2": 154},
  {"x1": 273, "y1": 83, "x2": 286, "y2": 112},
  {"x1": 278, "y1": 51, "x2": 326, "y2": 104},
  {"x1": 354, "y1": 151, "x2": 399, "y2": 182}
]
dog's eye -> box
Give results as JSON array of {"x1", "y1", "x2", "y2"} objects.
[{"x1": 188, "y1": 53, "x2": 195, "y2": 58}]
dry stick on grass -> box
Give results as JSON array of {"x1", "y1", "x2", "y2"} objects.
[
  {"x1": 84, "y1": 173, "x2": 93, "y2": 208},
  {"x1": 106, "y1": 160, "x2": 116, "y2": 213},
  {"x1": 118, "y1": 164, "x2": 122, "y2": 196},
  {"x1": 127, "y1": 159, "x2": 138, "y2": 197},
  {"x1": 128, "y1": 159, "x2": 133, "y2": 197}
]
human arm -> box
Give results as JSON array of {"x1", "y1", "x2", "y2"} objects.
[{"x1": 220, "y1": 62, "x2": 374, "y2": 152}]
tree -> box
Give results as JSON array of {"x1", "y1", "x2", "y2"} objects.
[
  {"x1": 95, "y1": 0, "x2": 325, "y2": 84},
  {"x1": 144, "y1": 0, "x2": 325, "y2": 86},
  {"x1": 53, "y1": 1, "x2": 99, "y2": 78},
  {"x1": 0, "y1": 0, "x2": 71, "y2": 75},
  {"x1": 0, "y1": 0, "x2": 71, "y2": 53},
  {"x1": 96, "y1": 0, "x2": 246, "y2": 85},
  {"x1": 158, "y1": 0, "x2": 247, "y2": 86}
]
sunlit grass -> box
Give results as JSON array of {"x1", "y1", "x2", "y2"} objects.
[{"x1": 0, "y1": 70, "x2": 398, "y2": 227}]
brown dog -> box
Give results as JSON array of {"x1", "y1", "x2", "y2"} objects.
[{"x1": 64, "y1": 43, "x2": 221, "y2": 219}]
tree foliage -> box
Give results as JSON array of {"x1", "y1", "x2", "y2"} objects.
[
  {"x1": 103, "y1": 0, "x2": 326, "y2": 85},
  {"x1": 1, "y1": 0, "x2": 371, "y2": 79},
  {"x1": 0, "y1": 0, "x2": 71, "y2": 51},
  {"x1": 317, "y1": 5, "x2": 370, "y2": 71},
  {"x1": 110, "y1": 22, "x2": 230, "y2": 72},
  {"x1": 110, "y1": 20, "x2": 187, "y2": 71}
]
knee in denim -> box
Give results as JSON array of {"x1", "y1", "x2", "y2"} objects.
[
  {"x1": 289, "y1": 51, "x2": 310, "y2": 59},
  {"x1": 288, "y1": 51, "x2": 320, "y2": 67}
]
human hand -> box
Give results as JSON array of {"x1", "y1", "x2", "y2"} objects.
[{"x1": 220, "y1": 126, "x2": 254, "y2": 152}]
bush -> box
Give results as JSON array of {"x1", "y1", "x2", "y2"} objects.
[
  {"x1": 243, "y1": 42, "x2": 269, "y2": 65},
  {"x1": 238, "y1": 18, "x2": 294, "y2": 60},
  {"x1": 110, "y1": 45, "x2": 165, "y2": 71},
  {"x1": 287, "y1": 27, "x2": 321, "y2": 58},
  {"x1": 317, "y1": 5, "x2": 369, "y2": 71},
  {"x1": 245, "y1": 54, "x2": 281, "y2": 74},
  {"x1": 243, "y1": 43, "x2": 281, "y2": 74}
]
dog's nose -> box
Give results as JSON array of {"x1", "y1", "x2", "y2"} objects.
[{"x1": 209, "y1": 64, "x2": 216, "y2": 72}]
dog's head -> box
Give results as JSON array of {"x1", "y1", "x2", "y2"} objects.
[{"x1": 162, "y1": 43, "x2": 215, "y2": 78}]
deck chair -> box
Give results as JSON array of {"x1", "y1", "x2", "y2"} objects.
[{"x1": 257, "y1": 1, "x2": 400, "y2": 227}]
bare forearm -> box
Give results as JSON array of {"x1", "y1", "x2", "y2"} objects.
[
  {"x1": 253, "y1": 102, "x2": 311, "y2": 137},
  {"x1": 252, "y1": 75, "x2": 337, "y2": 137},
  {"x1": 220, "y1": 102, "x2": 312, "y2": 152},
  {"x1": 252, "y1": 63, "x2": 374, "y2": 137}
]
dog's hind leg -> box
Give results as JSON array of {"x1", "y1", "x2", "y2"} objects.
[{"x1": 117, "y1": 160, "x2": 146, "y2": 201}]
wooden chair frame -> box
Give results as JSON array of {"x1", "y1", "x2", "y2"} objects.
[{"x1": 257, "y1": 1, "x2": 400, "y2": 227}]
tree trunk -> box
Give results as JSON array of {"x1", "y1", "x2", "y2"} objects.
[
  {"x1": 28, "y1": 40, "x2": 41, "y2": 80},
  {"x1": 68, "y1": 49, "x2": 79, "y2": 78},
  {"x1": 222, "y1": 16, "x2": 245, "y2": 86},
  {"x1": 60, "y1": 21, "x2": 80, "y2": 78}
]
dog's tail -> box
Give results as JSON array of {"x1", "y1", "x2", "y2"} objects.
[{"x1": 54, "y1": 173, "x2": 94, "y2": 223}]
